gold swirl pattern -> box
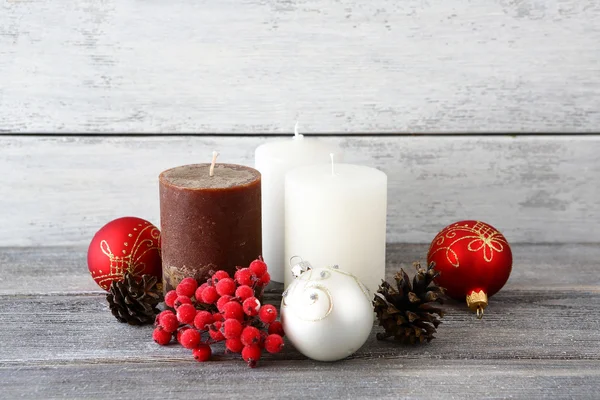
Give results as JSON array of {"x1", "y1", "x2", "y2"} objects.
[
  {"x1": 93, "y1": 223, "x2": 161, "y2": 290},
  {"x1": 428, "y1": 221, "x2": 508, "y2": 268}
]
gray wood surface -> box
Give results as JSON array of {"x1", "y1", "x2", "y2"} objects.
[
  {"x1": 0, "y1": 244, "x2": 599, "y2": 399},
  {"x1": 1, "y1": 135, "x2": 599, "y2": 246},
  {"x1": 1, "y1": 0, "x2": 599, "y2": 133}
]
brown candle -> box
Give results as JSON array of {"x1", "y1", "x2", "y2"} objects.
[{"x1": 159, "y1": 163, "x2": 262, "y2": 293}]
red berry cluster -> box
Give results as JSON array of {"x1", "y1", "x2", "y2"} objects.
[{"x1": 152, "y1": 258, "x2": 284, "y2": 368}]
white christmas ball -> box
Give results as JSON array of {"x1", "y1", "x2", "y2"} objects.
[{"x1": 281, "y1": 266, "x2": 373, "y2": 362}]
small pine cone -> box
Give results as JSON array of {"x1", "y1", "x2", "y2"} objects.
[
  {"x1": 107, "y1": 273, "x2": 163, "y2": 325},
  {"x1": 373, "y1": 261, "x2": 445, "y2": 344}
]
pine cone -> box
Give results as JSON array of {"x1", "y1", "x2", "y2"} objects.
[
  {"x1": 373, "y1": 261, "x2": 445, "y2": 344},
  {"x1": 107, "y1": 273, "x2": 163, "y2": 325}
]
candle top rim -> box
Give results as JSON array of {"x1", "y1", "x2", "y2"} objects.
[{"x1": 160, "y1": 163, "x2": 260, "y2": 190}]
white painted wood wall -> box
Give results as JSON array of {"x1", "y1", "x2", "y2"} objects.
[{"x1": 1, "y1": 0, "x2": 599, "y2": 246}]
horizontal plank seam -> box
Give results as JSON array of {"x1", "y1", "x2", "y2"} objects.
[{"x1": 2, "y1": 133, "x2": 600, "y2": 138}]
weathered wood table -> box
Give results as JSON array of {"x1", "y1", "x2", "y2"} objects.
[{"x1": 1, "y1": 243, "x2": 598, "y2": 399}]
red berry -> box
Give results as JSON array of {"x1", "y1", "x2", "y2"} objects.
[
  {"x1": 156, "y1": 310, "x2": 173, "y2": 324},
  {"x1": 235, "y1": 285, "x2": 254, "y2": 301},
  {"x1": 201, "y1": 286, "x2": 219, "y2": 304},
  {"x1": 180, "y1": 328, "x2": 201, "y2": 349},
  {"x1": 222, "y1": 318, "x2": 243, "y2": 339},
  {"x1": 193, "y1": 310, "x2": 214, "y2": 330},
  {"x1": 259, "y1": 304, "x2": 277, "y2": 324},
  {"x1": 249, "y1": 258, "x2": 268, "y2": 277},
  {"x1": 241, "y1": 326, "x2": 261, "y2": 346},
  {"x1": 159, "y1": 312, "x2": 179, "y2": 333},
  {"x1": 211, "y1": 270, "x2": 230, "y2": 284},
  {"x1": 174, "y1": 295, "x2": 192, "y2": 309},
  {"x1": 177, "y1": 326, "x2": 190, "y2": 344},
  {"x1": 179, "y1": 277, "x2": 198, "y2": 289},
  {"x1": 164, "y1": 290, "x2": 178, "y2": 308},
  {"x1": 153, "y1": 327, "x2": 172, "y2": 346},
  {"x1": 216, "y1": 295, "x2": 233, "y2": 312},
  {"x1": 258, "y1": 271, "x2": 271, "y2": 286},
  {"x1": 225, "y1": 338, "x2": 244, "y2": 353},
  {"x1": 243, "y1": 297, "x2": 260, "y2": 316},
  {"x1": 235, "y1": 268, "x2": 256, "y2": 286},
  {"x1": 176, "y1": 278, "x2": 198, "y2": 297},
  {"x1": 209, "y1": 322, "x2": 225, "y2": 341},
  {"x1": 264, "y1": 334, "x2": 284, "y2": 353},
  {"x1": 176, "y1": 303, "x2": 197, "y2": 324},
  {"x1": 176, "y1": 282, "x2": 195, "y2": 298},
  {"x1": 268, "y1": 321, "x2": 285, "y2": 337},
  {"x1": 216, "y1": 278, "x2": 236, "y2": 297},
  {"x1": 242, "y1": 345, "x2": 262, "y2": 368},
  {"x1": 212, "y1": 313, "x2": 224, "y2": 322},
  {"x1": 192, "y1": 344, "x2": 212, "y2": 362},
  {"x1": 194, "y1": 283, "x2": 207, "y2": 302},
  {"x1": 222, "y1": 301, "x2": 244, "y2": 320}
]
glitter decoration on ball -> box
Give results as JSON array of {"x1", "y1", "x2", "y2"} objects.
[
  {"x1": 153, "y1": 257, "x2": 284, "y2": 368},
  {"x1": 280, "y1": 257, "x2": 373, "y2": 362},
  {"x1": 427, "y1": 220, "x2": 512, "y2": 318},
  {"x1": 87, "y1": 217, "x2": 162, "y2": 291}
]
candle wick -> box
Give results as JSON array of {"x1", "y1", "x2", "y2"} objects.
[
  {"x1": 293, "y1": 121, "x2": 302, "y2": 139},
  {"x1": 209, "y1": 151, "x2": 219, "y2": 177},
  {"x1": 330, "y1": 153, "x2": 335, "y2": 176}
]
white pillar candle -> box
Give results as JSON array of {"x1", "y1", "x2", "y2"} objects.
[
  {"x1": 255, "y1": 125, "x2": 342, "y2": 283},
  {"x1": 284, "y1": 159, "x2": 387, "y2": 294}
]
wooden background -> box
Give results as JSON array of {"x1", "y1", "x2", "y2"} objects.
[
  {"x1": 1, "y1": 135, "x2": 599, "y2": 246},
  {"x1": 1, "y1": 0, "x2": 599, "y2": 247},
  {"x1": 1, "y1": 0, "x2": 600, "y2": 398},
  {"x1": 1, "y1": 0, "x2": 599, "y2": 133}
]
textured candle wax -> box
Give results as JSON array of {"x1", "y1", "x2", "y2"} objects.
[
  {"x1": 284, "y1": 163, "x2": 387, "y2": 294},
  {"x1": 159, "y1": 164, "x2": 262, "y2": 293},
  {"x1": 255, "y1": 135, "x2": 341, "y2": 283}
]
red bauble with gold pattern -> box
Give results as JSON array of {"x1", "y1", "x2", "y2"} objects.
[
  {"x1": 87, "y1": 217, "x2": 162, "y2": 291},
  {"x1": 427, "y1": 220, "x2": 512, "y2": 317}
]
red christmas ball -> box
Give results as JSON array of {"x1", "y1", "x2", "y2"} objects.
[
  {"x1": 427, "y1": 220, "x2": 512, "y2": 317},
  {"x1": 87, "y1": 217, "x2": 162, "y2": 291}
]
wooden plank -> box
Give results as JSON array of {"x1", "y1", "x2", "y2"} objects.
[
  {"x1": 1, "y1": 135, "x2": 599, "y2": 246},
  {"x1": 1, "y1": 244, "x2": 599, "y2": 296},
  {"x1": 0, "y1": 245, "x2": 599, "y2": 398},
  {"x1": 1, "y1": 0, "x2": 599, "y2": 133},
  {"x1": 1, "y1": 360, "x2": 599, "y2": 399},
  {"x1": 1, "y1": 289, "x2": 599, "y2": 364}
]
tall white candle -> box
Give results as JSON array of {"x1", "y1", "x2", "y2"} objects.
[
  {"x1": 284, "y1": 160, "x2": 387, "y2": 294},
  {"x1": 255, "y1": 125, "x2": 342, "y2": 283}
]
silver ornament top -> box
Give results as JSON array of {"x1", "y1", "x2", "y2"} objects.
[{"x1": 289, "y1": 256, "x2": 313, "y2": 278}]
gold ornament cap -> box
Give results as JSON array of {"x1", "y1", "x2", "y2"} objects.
[{"x1": 466, "y1": 290, "x2": 488, "y2": 319}]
